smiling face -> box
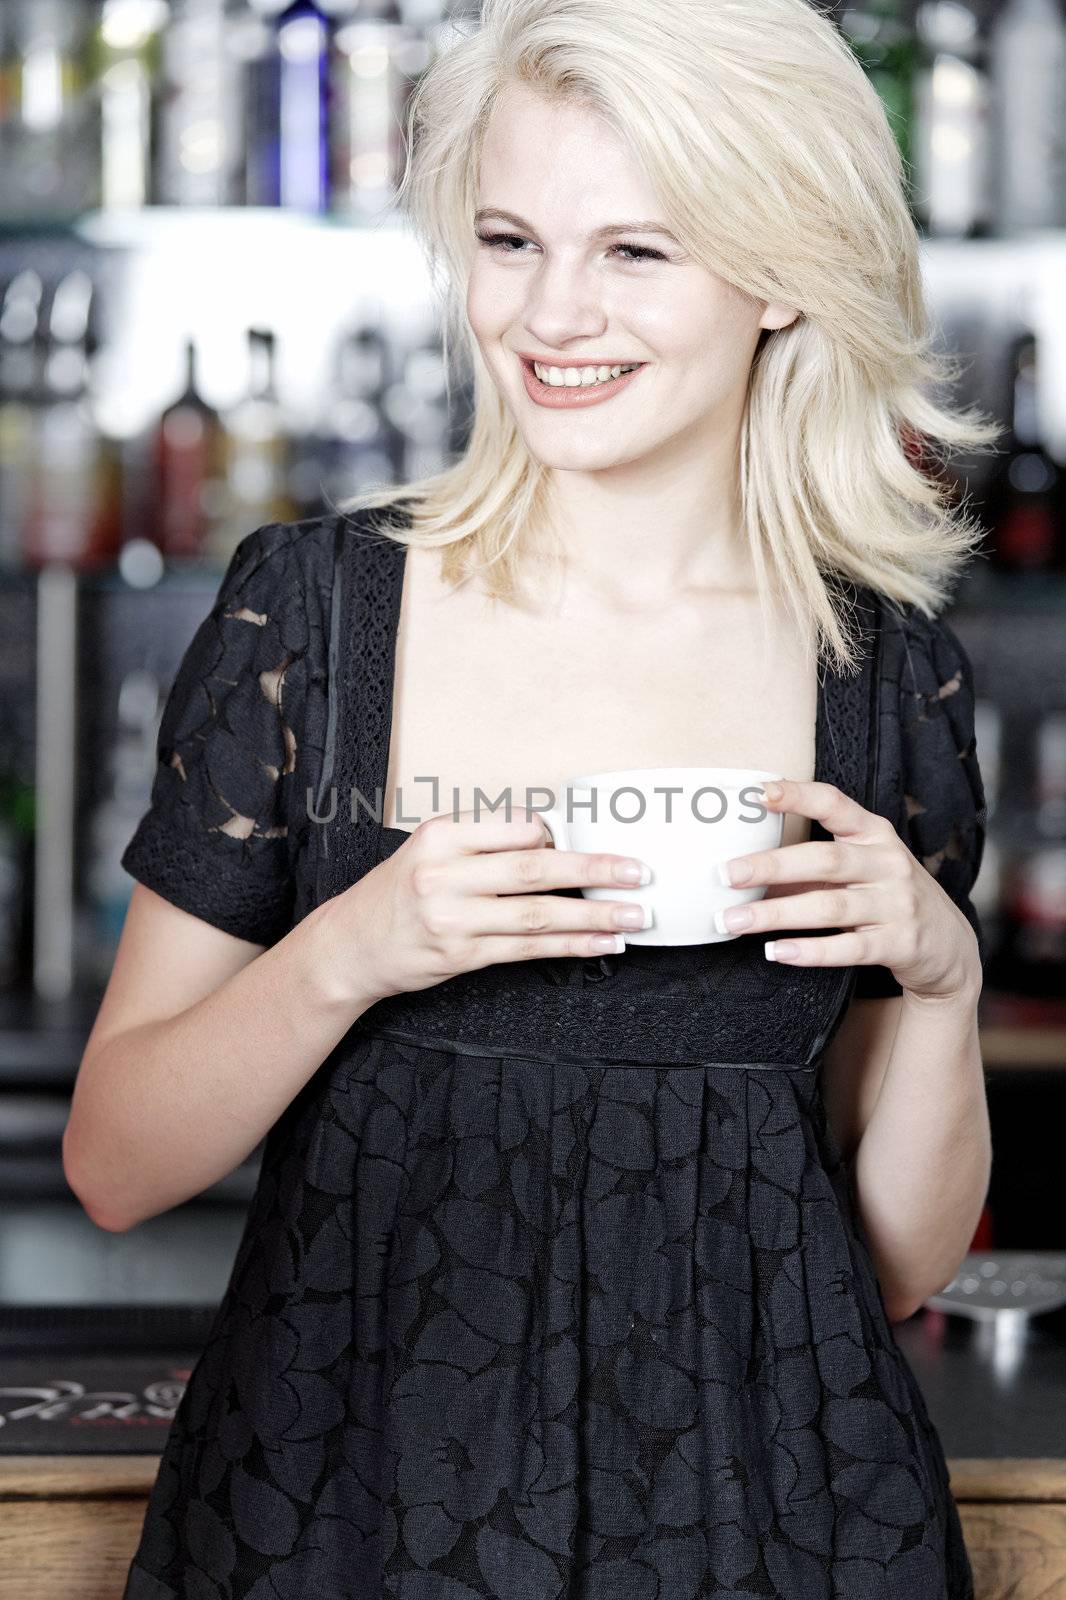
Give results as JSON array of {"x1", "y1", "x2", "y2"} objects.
[{"x1": 466, "y1": 79, "x2": 799, "y2": 477}]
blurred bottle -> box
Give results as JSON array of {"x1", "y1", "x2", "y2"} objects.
[
  {"x1": 83, "y1": 668, "x2": 161, "y2": 979},
  {"x1": 912, "y1": 0, "x2": 991, "y2": 238},
  {"x1": 329, "y1": 1, "x2": 428, "y2": 219},
  {"x1": 276, "y1": 0, "x2": 332, "y2": 211},
  {"x1": 323, "y1": 322, "x2": 403, "y2": 503},
  {"x1": 0, "y1": 0, "x2": 97, "y2": 220},
  {"x1": 155, "y1": 0, "x2": 243, "y2": 206},
  {"x1": 970, "y1": 697, "x2": 1004, "y2": 976},
  {"x1": 155, "y1": 339, "x2": 226, "y2": 560},
  {"x1": 1035, "y1": 709, "x2": 1066, "y2": 840},
  {"x1": 982, "y1": 329, "x2": 1066, "y2": 573},
  {"x1": 989, "y1": 0, "x2": 1066, "y2": 234},
  {"x1": 23, "y1": 270, "x2": 122, "y2": 568},
  {"x1": 386, "y1": 329, "x2": 452, "y2": 480},
  {"x1": 838, "y1": 2, "x2": 921, "y2": 187},
  {"x1": 212, "y1": 327, "x2": 294, "y2": 561},
  {"x1": 0, "y1": 271, "x2": 45, "y2": 571},
  {"x1": 999, "y1": 710, "x2": 1066, "y2": 997},
  {"x1": 288, "y1": 322, "x2": 390, "y2": 513},
  {"x1": 89, "y1": 0, "x2": 170, "y2": 210},
  {"x1": 0, "y1": 768, "x2": 35, "y2": 993},
  {"x1": 232, "y1": 1, "x2": 281, "y2": 205}
]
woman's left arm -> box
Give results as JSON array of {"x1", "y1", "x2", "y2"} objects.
[
  {"x1": 857, "y1": 982, "x2": 988, "y2": 1321},
  {"x1": 822, "y1": 984, "x2": 989, "y2": 1324},
  {"x1": 717, "y1": 769, "x2": 990, "y2": 1326}
]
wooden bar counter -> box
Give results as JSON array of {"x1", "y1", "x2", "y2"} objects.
[
  {"x1": 2, "y1": 1449, "x2": 1066, "y2": 1598},
  {"x1": 1, "y1": 1301, "x2": 1064, "y2": 1599}
]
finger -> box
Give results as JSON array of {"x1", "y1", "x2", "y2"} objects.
[
  {"x1": 463, "y1": 890, "x2": 649, "y2": 937},
  {"x1": 468, "y1": 928, "x2": 631, "y2": 968},
  {"x1": 721, "y1": 837, "x2": 885, "y2": 889},
  {"x1": 432, "y1": 842, "x2": 652, "y2": 895},
  {"x1": 761, "y1": 928, "x2": 884, "y2": 967},
  {"x1": 413, "y1": 812, "x2": 551, "y2": 856},
  {"x1": 413, "y1": 812, "x2": 651, "y2": 887},
  {"x1": 760, "y1": 779, "x2": 897, "y2": 843},
  {"x1": 714, "y1": 885, "x2": 887, "y2": 938}
]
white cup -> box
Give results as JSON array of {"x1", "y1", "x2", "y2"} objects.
[{"x1": 539, "y1": 766, "x2": 783, "y2": 946}]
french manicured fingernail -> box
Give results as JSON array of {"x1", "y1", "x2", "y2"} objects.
[
  {"x1": 761, "y1": 780, "x2": 784, "y2": 800},
  {"x1": 616, "y1": 861, "x2": 652, "y2": 884},
  {"x1": 714, "y1": 906, "x2": 753, "y2": 934},
  {"x1": 718, "y1": 858, "x2": 753, "y2": 886},
  {"x1": 615, "y1": 904, "x2": 653, "y2": 929},
  {"x1": 765, "y1": 940, "x2": 800, "y2": 961},
  {"x1": 592, "y1": 933, "x2": 626, "y2": 952}
]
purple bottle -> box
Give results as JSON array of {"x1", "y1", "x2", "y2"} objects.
[{"x1": 275, "y1": 0, "x2": 331, "y2": 212}]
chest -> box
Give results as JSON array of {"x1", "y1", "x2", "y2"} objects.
[{"x1": 380, "y1": 552, "x2": 819, "y2": 850}]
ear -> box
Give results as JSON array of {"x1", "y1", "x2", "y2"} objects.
[{"x1": 759, "y1": 301, "x2": 802, "y2": 331}]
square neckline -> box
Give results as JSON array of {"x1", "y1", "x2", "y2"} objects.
[{"x1": 369, "y1": 535, "x2": 858, "y2": 862}]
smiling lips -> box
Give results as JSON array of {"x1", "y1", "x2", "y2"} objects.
[{"x1": 519, "y1": 355, "x2": 647, "y2": 409}]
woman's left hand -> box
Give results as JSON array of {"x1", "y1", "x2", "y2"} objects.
[{"x1": 714, "y1": 778, "x2": 982, "y2": 1003}]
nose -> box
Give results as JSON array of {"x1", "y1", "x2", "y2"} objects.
[{"x1": 522, "y1": 257, "x2": 609, "y2": 353}]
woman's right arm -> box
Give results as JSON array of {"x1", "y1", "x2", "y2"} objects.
[
  {"x1": 65, "y1": 812, "x2": 651, "y2": 1232},
  {"x1": 63, "y1": 881, "x2": 385, "y2": 1234},
  {"x1": 64, "y1": 521, "x2": 361, "y2": 1233}
]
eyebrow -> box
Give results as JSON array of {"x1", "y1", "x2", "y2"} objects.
[{"x1": 473, "y1": 207, "x2": 679, "y2": 241}]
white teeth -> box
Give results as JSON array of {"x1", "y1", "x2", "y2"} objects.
[{"x1": 532, "y1": 361, "x2": 641, "y2": 388}]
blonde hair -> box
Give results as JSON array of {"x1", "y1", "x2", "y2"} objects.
[{"x1": 336, "y1": 0, "x2": 999, "y2": 672}]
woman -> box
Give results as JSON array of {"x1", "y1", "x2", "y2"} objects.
[{"x1": 64, "y1": 0, "x2": 995, "y2": 1595}]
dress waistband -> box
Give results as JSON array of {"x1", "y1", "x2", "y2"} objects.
[{"x1": 352, "y1": 1024, "x2": 820, "y2": 1073}]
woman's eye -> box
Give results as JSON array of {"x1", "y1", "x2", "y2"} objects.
[
  {"x1": 613, "y1": 242, "x2": 665, "y2": 263},
  {"x1": 474, "y1": 231, "x2": 529, "y2": 252},
  {"x1": 474, "y1": 231, "x2": 666, "y2": 263}
]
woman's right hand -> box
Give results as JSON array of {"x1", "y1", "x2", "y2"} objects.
[{"x1": 324, "y1": 811, "x2": 653, "y2": 1005}]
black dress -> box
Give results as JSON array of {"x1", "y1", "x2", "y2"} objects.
[{"x1": 119, "y1": 506, "x2": 986, "y2": 1600}]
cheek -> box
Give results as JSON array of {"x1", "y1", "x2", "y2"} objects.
[
  {"x1": 466, "y1": 268, "x2": 517, "y2": 339},
  {"x1": 636, "y1": 298, "x2": 757, "y2": 394},
  {"x1": 632, "y1": 291, "x2": 744, "y2": 351}
]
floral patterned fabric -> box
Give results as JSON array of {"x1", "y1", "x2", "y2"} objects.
[{"x1": 120, "y1": 512, "x2": 983, "y2": 1600}]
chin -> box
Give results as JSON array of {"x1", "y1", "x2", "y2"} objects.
[{"x1": 522, "y1": 443, "x2": 648, "y2": 474}]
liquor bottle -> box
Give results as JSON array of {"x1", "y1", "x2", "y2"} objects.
[
  {"x1": 989, "y1": 0, "x2": 1066, "y2": 234},
  {"x1": 1035, "y1": 710, "x2": 1066, "y2": 841},
  {"x1": 970, "y1": 698, "x2": 1004, "y2": 976},
  {"x1": 325, "y1": 323, "x2": 403, "y2": 500},
  {"x1": 83, "y1": 668, "x2": 162, "y2": 979},
  {"x1": 155, "y1": 339, "x2": 226, "y2": 560},
  {"x1": 0, "y1": 767, "x2": 35, "y2": 993},
  {"x1": 231, "y1": 1, "x2": 281, "y2": 206},
  {"x1": 212, "y1": 327, "x2": 294, "y2": 562},
  {"x1": 982, "y1": 329, "x2": 1066, "y2": 573},
  {"x1": 996, "y1": 710, "x2": 1066, "y2": 998},
  {"x1": 88, "y1": 0, "x2": 170, "y2": 210},
  {"x1": 1, "y1": 0, "x2": 97, "y2": 220},
  {"x1": 155, "y1": 0, "x2": 243, "y2": 206},
  {"x1": 329, "y1": 1, "x2": 428, "y2": 219},
  {"x1": 275, "y1": 0, "x2": 332, "y2": 212},
  {"x1": 0, "y1": 271, "x2": 45, "y2": 571},
  {"x1": 912, "y1": 0, "x2": 991, "y2": 238},
  {"x1": 387, "y1": 329, "x2": 451, "y2": 482},
  {"x1": 837, "y1": 2, "x2": 921, "y2": 186},
  {"x1": 23, "y1": 270, "x2": 120, "y2": 569}
]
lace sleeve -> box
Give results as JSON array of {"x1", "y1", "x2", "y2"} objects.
[
  {"x1": 853, "y1": 608, "x2": 988, "y2": 1000},
  {"x1": 120, "y1": 523, "x2": 309, "y2": 946}
]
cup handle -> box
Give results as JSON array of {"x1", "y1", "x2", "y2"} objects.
[{"x1": 539, "y1": 801, "x2": 570, "y2": 852}]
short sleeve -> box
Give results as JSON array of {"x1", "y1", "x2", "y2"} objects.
[
  {"x1": 120, "y1": 523, "x2": 310, "y2": 946},
  {"x1": 852, "y1": 609, "x2": 988, "y2": 1000}
]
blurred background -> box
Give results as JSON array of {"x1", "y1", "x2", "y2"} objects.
[{"x1": 0, "y1": 0, "x2": 1064, "y2": 1576}]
